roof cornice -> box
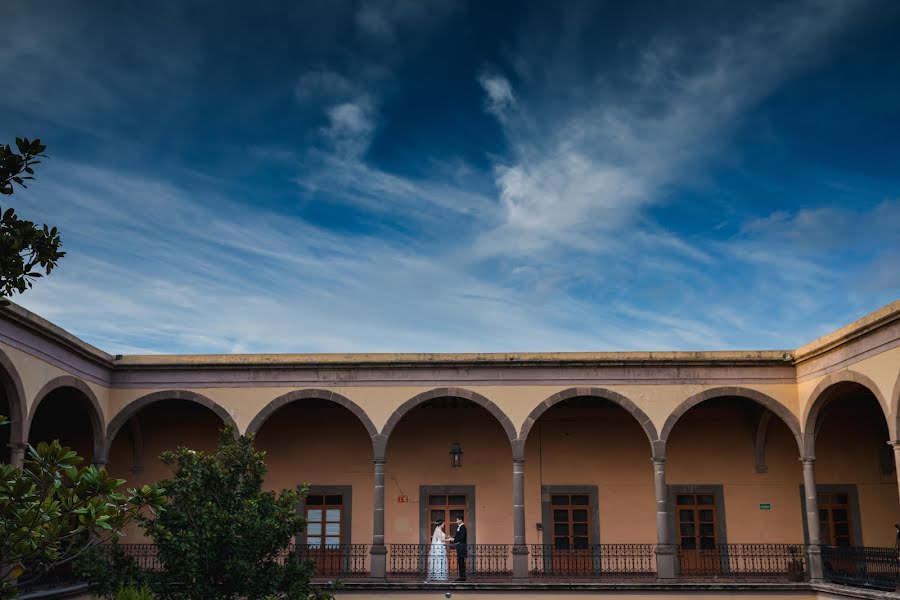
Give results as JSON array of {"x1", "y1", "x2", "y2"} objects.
[{"x1": 792, "y1": 300, "x2": 900, "y2": 365}]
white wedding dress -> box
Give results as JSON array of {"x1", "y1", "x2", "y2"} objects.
[{"x1": 426, "y1": 525, "x2": 448, "y2": 581}]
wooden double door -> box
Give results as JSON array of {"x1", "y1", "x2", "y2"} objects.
[
  {"x1": 676, "y1": 492, "x2": 719, "y2": 574},
  {"x1": 427, "y1": 493, "x2": 468, "y2": 572}
]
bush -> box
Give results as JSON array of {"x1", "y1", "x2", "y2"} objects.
[
  {"x1": 81, "y1": 430, "x2": 332, "y2": 600},
  {"x1": 116, "y1": 584, "x2": 154, "y2": 600}
]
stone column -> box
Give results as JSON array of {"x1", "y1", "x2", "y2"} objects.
[
  {"x1": 512, "y1": 458, "x2": 528, "y2": 580},
  {"x1": 8, "y1": 443, "x2": 26, "y2": 470},
  {"x1": 802, "y1": 457, "x2": 824, "y2": 582},
  {"x1": 653, "y1": 457, "x2": 676, "y2": 580},
  {"x1": 891, "y1": 441, "x2": 900, "y2": 503},
  {"x1": 370, "y1": 458, "x2": 387, "y2": 580}
]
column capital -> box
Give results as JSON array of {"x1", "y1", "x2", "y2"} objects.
[
  {"x1": 373, "y1": 458, "x2": 386, "y2": 466},
  {"x1": 7, "y1": 442, "x2": 26, "y2": 450},
  {"x1": 800, "y1": 456, "x2": 816, "y2": 465},
  {"x1": 513, "y1": 457, "x2": 526, "y2": 466},
  {"x1": 888, "y1": 440, "x2": 900, "y2": 449},
  {"x1": 652, "y1": 457, "x2": 667, "y2": 465}
]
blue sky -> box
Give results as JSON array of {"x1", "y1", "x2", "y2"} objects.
[{"x1": 2, "y1": 0, "x2": 899, "y2": 354}]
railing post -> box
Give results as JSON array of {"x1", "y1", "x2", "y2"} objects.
[
  {"x1": 371, "y1": 457, "x2": 387, "y2": 580},
  {"x1": 8, "y1": 443, "x2": 26, "y2": 470},
  {"x1": 512, "y1": 457, "x2": 528, "y2": 580},
  {"x1": 653, "y1": 452, "x2": 677, "y2": 580},
  {"x1": 801, "y1": 456, "x2": 824, "y2": 582}
]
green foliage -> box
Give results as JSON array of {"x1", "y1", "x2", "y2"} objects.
[
  {"x1": 0, "y1": 440, "x2": 164, "y2": 599},
  {"x1": 116, "y1": 583, "x2": 155, "y2": 600},
  {"x1": 76, "y1": 540, "x2": 148, "y2": 598},
  {"x1": 90, "y1": 430, "x2": 332, "y2": 600},
  {"x1": 0, "y1": 137, "x2": 65, "y2": 303}
]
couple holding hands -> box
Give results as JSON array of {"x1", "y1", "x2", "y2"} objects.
[{"x1": 426, "y1": 515, "x2": 468, "y2": 582}]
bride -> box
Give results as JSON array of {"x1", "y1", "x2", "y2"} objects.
[{"x1": 426, "y1": 519, "x2": 448, "y2": 581}]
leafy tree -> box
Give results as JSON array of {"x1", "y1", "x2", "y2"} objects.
[
  {"x1": 0, "y1": 137, "x2": 64, "y2": 302},
  {"x1": 83, "y1": 430, "x2": 332, "y2": 600},
  {"x1": 0, "y1": 432, "x2": 164, "y2": 599}
]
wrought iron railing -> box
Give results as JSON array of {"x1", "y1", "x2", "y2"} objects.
[
  {"x1": 822, "y1": 545, "x2": 899, "y2": 590},
  {"x1": 677, "y1": 544, "x2": 807, "y2": 581},
  {"x1": 297, "y1": 544, "x2": 369, "y2": 578},
  {"x1": 103, "y1": 543, "x2": 163, "y2": 571},
  {"x1": 104, "y1": 543, "x2": 368, "y2": 578},
  {"x1": 388, "y1": 544, "x2": 511, "y2": 580},
  {"x1": 529, "y1": 544, "x2": 656, "y2": 580}
]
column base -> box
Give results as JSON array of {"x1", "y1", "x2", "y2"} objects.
[
  {"x1": 370, "y1": 544, "x2": 387, "y2": 580},
  {"x1": 512, "y1": 545, "x2": 529, "y2": 580},
  {"x1": 807, "y1": 543, "x2": 824, "y2": 583},
  {"x1": 655, "y1": 544, "x2": 677, "y2": 581}
]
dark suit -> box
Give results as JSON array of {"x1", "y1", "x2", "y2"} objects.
[{"x1": 454, "y1": 523, "x2": 468, "y2": 580}]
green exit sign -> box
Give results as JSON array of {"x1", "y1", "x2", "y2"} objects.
[{"x1": 759, "y1": 503, "x2": 772, "y2": 510}]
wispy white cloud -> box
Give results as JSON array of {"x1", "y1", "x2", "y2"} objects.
[
  {"x1": 478, "y1": 72, "x2": 516, "y2": 120},
  {"x1": 478, "y1": 1, "x2": 868, "y2": 257}
]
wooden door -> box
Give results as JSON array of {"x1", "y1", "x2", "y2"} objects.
[
  {"x1": 304, "y1": 493, "x2": 345, "y2": 575},
  {"x1": 550, "y1": 493, "x2": 593, "y2": 574},
  {"x1": 427, "y1": 494, "x2": 467, "y2": 573},
  {"x1": 676, "y1": 493, "x2": 719, "y2": 574},
  {"x1": 818, "y1": 492, "x2": 853, "y2": 547},
  {"x1": 819, "y1": 492, "x2": 856, "y2": 578}
]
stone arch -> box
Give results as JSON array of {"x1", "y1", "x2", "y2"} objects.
[
  {"x1": 28, "y1": 375, "x2": 106, "y2": 460},
  {"x1": 660, "y1": 386, "x2": 803, "y2": 456},
  {"x1": 0, "y1": 347, "x2": 26, "y2": 446},
  {"x1": 803, "y1": 370, "x2": 891, "y2": 454},
  {"x1": 105, "y1": 390, "x2": 237, "y2": 455},
  {"x1": 378, "y1": 387, "x2": 516, "y2": 460},
  {"x1": 517, "y1": 387, "x2": 659, "y2": 460},
  {"x1": 246, "y1": 389, "x2": 378, "y2": 452}
]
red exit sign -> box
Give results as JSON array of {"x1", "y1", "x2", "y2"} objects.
[{"x1": 397, "y1": 495, "x2": 409, "y2": 503}]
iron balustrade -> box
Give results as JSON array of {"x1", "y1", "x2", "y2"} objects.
[
  {"x1": 529, "y1": 544, "x2": 656, "y2": 580},
  {"x1": 103, "y1": 543, "x2": 368, "y2": 578},
  {"x1": 297, "y1": 544, "x2": 369, "y2": 578},
  {"x1": 677, "y1": 544, "x2": 807, "y2": 581},
  {"x1": 822, "y1": 545, "x2": 900, "y2": 591},
  {"x1": 102, "y1": 543, "x2": 163, "y2": 571},
  {"x1": 388, "y1": 544, "x2": 511, "y2": 580}
]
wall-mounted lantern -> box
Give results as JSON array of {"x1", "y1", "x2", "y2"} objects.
[{"x1": 449, "y1": 441, "x2": 463, "y2": 469}]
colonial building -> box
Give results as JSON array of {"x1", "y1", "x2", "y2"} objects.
[{"x1": 2, "y1": 300, "x2": 899, "y2": 598}]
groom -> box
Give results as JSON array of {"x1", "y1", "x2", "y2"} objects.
[{"x1": 450, "y1": 515, "x2": 467, "y2": 581}]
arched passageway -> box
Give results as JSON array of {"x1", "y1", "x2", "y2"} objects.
[
  {"x1": 253, "y1": 394, "x2": 374, "y2": 552},
  {"x1": 522, "y1": 395, "x2": 657, "y2": 547},
  {"x1": 384, "y1": 394, "x2": 513, "y2": 547},
  {"x1": 665, "y1": 395, "x2": 804, "y2": 546},
  {"x1": 807, "y1": 382, "x2": 898, "y2": 547},
  {"x1": 28, "y1": 381, "x2": 103, "y2": 462}
]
